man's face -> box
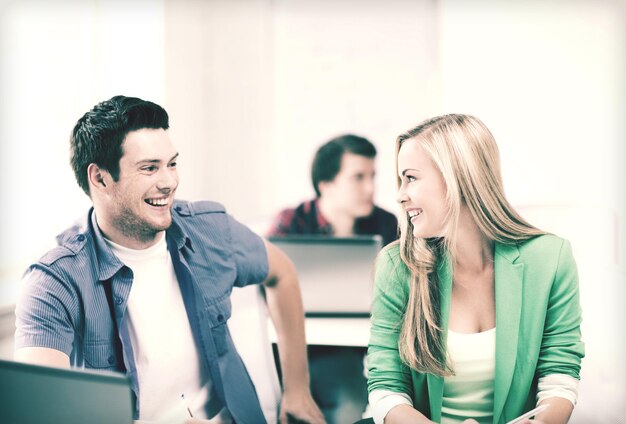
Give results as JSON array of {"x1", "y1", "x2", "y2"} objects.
[
  {"x1": 319, "y1": 152, "x2": 376, "y2": 218},
  {"x1": 105, "y1": 128, "x2": 179, "y2": 243}
]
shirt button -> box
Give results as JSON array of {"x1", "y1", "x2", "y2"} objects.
[
  {"x1": 108, "y1": 356, "x2": 116, "y2": 365},
  {"x1": 77, "y1": 234, "x2": 85, "y2": 241},
  {"x1": 114, "y1": 296, "x2": 123, "y2": 305},
  {"x1": 175, "y1": 206, "x2": 182, "y2": 212},
  {"x1": 217, "y1": 314, "x2": 224, "y2": 323}
]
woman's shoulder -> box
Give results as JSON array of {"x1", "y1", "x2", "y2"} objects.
[
  {"x1": 512, "y1": 233, "x2": 575, "y2": 268},
  {"x1": 374, "y1": 242, "x2": 411, "y2": 291},
  {"x1": 374, "y1": 241, "x2": 411, "y2": 304},
  {"x1": 377, "y1": 241, "x2": 403, "y2": 265},
  {"x1": 517, "y1": 233, "x2": 570, "y2": 254}
]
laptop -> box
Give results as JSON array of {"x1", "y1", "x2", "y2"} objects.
[
  {"x1": 269, "y1": 235, "x2": 383, "y2": 317},
  {"x1": 0, "y1": 359, "x2": 133, "y2": 424}
]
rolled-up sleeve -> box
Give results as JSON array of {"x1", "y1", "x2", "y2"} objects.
[
  {"x1": 367, "y1": 247, "x2": 413, "y2": 397},
  {"x1": 15, "y1": 267, "x2": 77, "y2": 357},
  {"x1": 536, "y1": 239, "x2": 585, "y2": 379},
  {"x1": 227, "y1": 214, "x2": 269, "y2": 287}
]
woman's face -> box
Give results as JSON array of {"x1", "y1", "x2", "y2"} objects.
[{"x1": 396, "y1": 138, "x2": 448, "y2": 238}]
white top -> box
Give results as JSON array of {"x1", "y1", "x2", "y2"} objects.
[
  {"x1": 106, "y1": 234, "x2": 230, "y2": 423},
  {"x1": 441, "y1": 328, "x2": 496, "y2": 424},
  {"x1": 369, "y1": 326, "x2": 579, "y2": 424}
]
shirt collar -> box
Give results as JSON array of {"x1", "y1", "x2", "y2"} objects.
[
  {"x1": 88, "y1": 208, "x2": 193, "y2": 282},
  {"x1": 313, "y1": 198, "x2": 333, "y2": 234},
  {"x1": 89, "y1": 209, "x2": 125, "y2": 282},
  {"x1": 166, "y1": 215, "x2": 195, "y2": 253}
]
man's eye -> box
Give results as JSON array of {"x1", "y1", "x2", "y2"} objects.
[{"x1": 142, "y1": 166, "x2": 157, "y2": 172}]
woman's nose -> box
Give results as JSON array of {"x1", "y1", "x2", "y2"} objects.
[{"x1": 396, "y1": 186, "x2": 409, "y2": 204}]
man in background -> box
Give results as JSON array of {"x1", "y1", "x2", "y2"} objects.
[
  {"x1": 268, "y1": 134, "x2": 398, "y2": 424},
  {"x1": 269, "y1": 134, "x2": 397, "y2": 247},
  {"x1": 15, "y1": 95, "x2": 324, "y2": 424}
]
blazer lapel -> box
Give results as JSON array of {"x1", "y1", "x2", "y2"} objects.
[
  {"x1": 428, "y1": 255, "x2": 454, "y2": 422},
  {"x1": 493, "y1": 242, "x2": 524, "y2": 424}
]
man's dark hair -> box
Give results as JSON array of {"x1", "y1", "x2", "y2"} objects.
[
  {"x1": 70, "y1": 95, "x2": 170, "y2": 195},
  {"x1": 311, "y1": 134, "x2": 377, "y2": 197}
]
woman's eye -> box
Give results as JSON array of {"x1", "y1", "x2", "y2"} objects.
[{"x1": 406, "y1": 175, "x2": 416, "y2": 182}]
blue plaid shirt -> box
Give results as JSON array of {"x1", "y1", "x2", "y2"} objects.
[{"x1": 15, "y1": 200, "x2": 269, "y2": 423}]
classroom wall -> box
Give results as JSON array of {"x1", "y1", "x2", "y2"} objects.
[
  {"x1": 0, "y1": 0, "x2": 624, "y2": 419},
  {"x1": 163, "y1": 0, "x2": 440, "y2": 227},
  {"x1": 0, "y1": 0, "x2": 166, "y2": 293},
  {"x1": 2, "y1": 0, "x2": 622, "y2": 277}
]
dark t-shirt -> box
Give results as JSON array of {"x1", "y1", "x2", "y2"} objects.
[{"x1": 267, "y1": 198, "x2": 399, "y2": 247}]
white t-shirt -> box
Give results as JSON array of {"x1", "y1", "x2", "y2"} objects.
[{"x1": 106, "y1": 233, "x2": 230, "y2": 423}]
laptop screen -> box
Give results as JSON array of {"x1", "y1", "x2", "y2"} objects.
[
  {"x1": 0, "y1": 359, "x2": 133, "y2": 424},
  {"x1": 268, "y1": 235, "x2": 382, "y2": 317}
]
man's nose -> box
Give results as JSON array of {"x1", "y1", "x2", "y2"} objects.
[
  {"x1": 157, "y1": 168, "x2": 178, "y2": 191},
  {"x1": 363, "y1": 177, "x2": 375, "y2": 197}
]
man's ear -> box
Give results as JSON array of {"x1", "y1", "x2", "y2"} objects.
[
  {"x1": 317, "y1": 180, "x2": 331, "y2": 197},
  {"x1": 87, "y1": 163, "x2": 110, "y2": 192}
]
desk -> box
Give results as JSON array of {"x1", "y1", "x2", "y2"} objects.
[
  {"x1": 268, "y1": 317, "x2": 370, "y2": 347},
  {"x1": 268, "y1": 316, "x2": 371, "y2": 423}
]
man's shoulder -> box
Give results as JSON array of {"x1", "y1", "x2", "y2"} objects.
[
  {"x1": 172, "y1": 199, "x2": 226, "y2": 217},
  {"x1": 35, "y1": 216, "x2": 93, "y2": 268},
  {"x1": 372, "y1": 204, "x2": 398, "y2": 222},
  {"x1": 170, "y1": 200, "x2": 235, "y2": 246},
  {"x1": 267, "y1": 200, "x2": 318, "y2": 236},
  {"x1": 275, "y1": 199, "x2": 314, "y2": 216}
]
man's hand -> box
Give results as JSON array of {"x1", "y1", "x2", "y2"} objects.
[
  {"x1": 262, "y1": 239, "x2": 326, "y2": 424},
  {"x1": 279, "y1": 390, "x2": 326, "y2": 424}
]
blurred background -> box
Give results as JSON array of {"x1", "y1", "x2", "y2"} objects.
[{"x1": 0, "y1": 0, "x2": 624, "y2": 422}]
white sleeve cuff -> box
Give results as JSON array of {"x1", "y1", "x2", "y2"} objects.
[
  {"x1": 537, "y1": 373, "x2": 579, "y2": 406},
  {"x1": 369, "y1": 389, "x2": 413, "y2": 424}
]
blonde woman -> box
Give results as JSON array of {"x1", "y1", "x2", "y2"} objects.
[{"x1": 367, "y1": 115, "x2": 584, "y2": 424}]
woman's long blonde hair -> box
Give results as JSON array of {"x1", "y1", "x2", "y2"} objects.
[{"x1": 395, "y1": 114, "x2": 544, "y2": 376}]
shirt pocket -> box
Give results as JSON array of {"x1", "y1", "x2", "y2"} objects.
[
  {"x1": 207, "y1": 297, "x2": 232, "y2": 357},
  {"x1": 83, "y1": 341, "x2": 120, "y2": 371}
]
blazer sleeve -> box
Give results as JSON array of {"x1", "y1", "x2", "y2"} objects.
[
  {"x1": 536, "y1": 239, "x2": 585, "y2": 379},
  {"x1": 367, "y1": 246, "x2": 413, "y2": 397}
]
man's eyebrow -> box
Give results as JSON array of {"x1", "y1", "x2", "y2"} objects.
[{"x1": 135, "y1": 153, "x2": 179, "y2": 166}]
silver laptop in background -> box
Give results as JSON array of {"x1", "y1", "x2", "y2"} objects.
[
  {"x1": 269, "y1": 235, "x2": 382, "y2": 317},
  {"x1": 0, "y1": 359, "x2": 133, "y2": 424}
]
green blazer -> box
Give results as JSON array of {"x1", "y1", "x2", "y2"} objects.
[{"x1": 367, "y1": 234, "x2": 584, "y2": 424}]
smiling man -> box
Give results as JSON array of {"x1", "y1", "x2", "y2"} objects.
[{"x1": 14, "y1": 96, "x2": 324, "y2": 424}]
